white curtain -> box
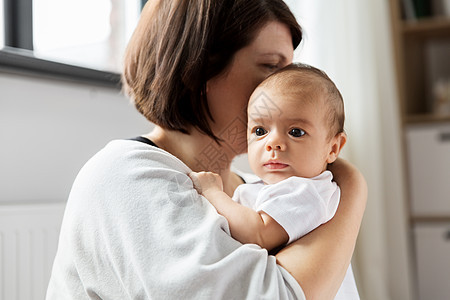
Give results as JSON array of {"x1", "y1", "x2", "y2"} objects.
[{"x1": 284, "y1": 1, "x2": 414, "y2": 299}]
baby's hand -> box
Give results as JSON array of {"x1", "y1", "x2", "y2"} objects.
[{"x1": 188, "y1": 171, "x2": 223, "y2": 195}]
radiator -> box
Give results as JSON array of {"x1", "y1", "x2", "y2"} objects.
[{"x1": 0, "y1": 203, "x2": 65, "y2": 300}]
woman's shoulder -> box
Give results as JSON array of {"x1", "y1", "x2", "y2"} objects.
[
  {"x1": 70, "y1": 139, "x2": 192, "y2": 194},
  {"x1": 89, "y1": 139, "x2": 191, "y2": 173}
]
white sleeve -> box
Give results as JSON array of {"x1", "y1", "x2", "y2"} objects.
[
  {"x1": 256, "y1": 175, "x2": 340, "y2": 244},
  {"x1": 46, "y1": 140, "x2": 305, "y2": 300}
]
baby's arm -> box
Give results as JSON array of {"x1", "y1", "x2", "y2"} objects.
[{"x1": 189, "y1": 171, "x2": 288, "y2": 250}]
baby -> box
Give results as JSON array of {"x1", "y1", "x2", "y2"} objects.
[
  {"x1": 189, "y1": 63, "x2": 360, "y2": 299},
  {"x1": 190, "y1": 63, "x2": 346, "y2": 250}
]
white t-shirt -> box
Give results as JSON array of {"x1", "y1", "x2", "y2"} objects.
[
  {"x1": 46, "y1": 139, "x2": 305, "y2": 300},
  {"x1": 233, "y1": 172, "x2": 340, "y2": 244},
  {"x1": 232, "y1": 172, "x2": 360, "y2": 300}
]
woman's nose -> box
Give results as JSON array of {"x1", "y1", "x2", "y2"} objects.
[{"x1": 265, "y1": 133, "x2": 285, "y2": 151}]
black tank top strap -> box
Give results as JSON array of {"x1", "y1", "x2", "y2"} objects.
[{"x1": 128, "y1": 136, "x2": 159, "y2": 148}]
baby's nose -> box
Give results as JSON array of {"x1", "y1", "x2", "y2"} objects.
[{"x1": 265, "y1": 133, "x2": 286, "y2": 151}]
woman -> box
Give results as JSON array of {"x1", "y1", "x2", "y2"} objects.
[{"x1": 47, "y1": 0, "x2": 367, "y2": 299}]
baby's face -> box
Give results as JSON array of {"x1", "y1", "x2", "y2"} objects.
[{"x1": 247, "y1": 86, "x2": 335, "y2": 184}]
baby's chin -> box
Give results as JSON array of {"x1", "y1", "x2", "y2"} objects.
[
  {"x1": 259, "y1": 170, "x2": 323, "y2": 184},
  {"x1": 260, "y1": 174, "x2": 293, "y2": 185}
]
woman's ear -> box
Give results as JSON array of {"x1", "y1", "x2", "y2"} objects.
[{"x1": 326, "y1": 132, "x2": 347, "y2": 164}]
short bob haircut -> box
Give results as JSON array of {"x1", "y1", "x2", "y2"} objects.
[{"x1": 122, "y1": 0, "x2": 302, "y2": 142}]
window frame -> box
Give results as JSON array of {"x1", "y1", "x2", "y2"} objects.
[
  {"x1": 0, "y1": 0, "x2": 147, "y2": 88},
  {"x1": 0, "y1": 46, "x2": 122, "y2": 87}
]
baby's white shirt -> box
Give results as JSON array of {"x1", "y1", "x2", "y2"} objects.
[
  {"x1": 232, "y1": 170, "x2": 360, "y2": 300},
  {"x1": 232, "y1": 171, "x2": 340, "y2": 244}
]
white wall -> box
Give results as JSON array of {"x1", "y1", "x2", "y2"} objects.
[
  {"x1": 0, "y1": 70, "x2": 253, "y2": 204},
  {"x1": 0, "y1": 71, "x2": 151, "y2": 204}
]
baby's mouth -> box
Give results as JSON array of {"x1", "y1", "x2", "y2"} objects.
[{"x1": 264, "y1": 161, "x2": 289, "y2": 169}]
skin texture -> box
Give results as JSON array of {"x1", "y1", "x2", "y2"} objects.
[
  {"x1": 147, "y1": 20, "x2": 367, "y2": 300},
  {"x1": 206, "y1": 21, "x2": 295, "y2": 155},
  {"x1": 247, "y1": 85, "x2": 347, "y2": 183}
]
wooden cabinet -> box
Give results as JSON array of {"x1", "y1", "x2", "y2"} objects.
[
  {"x1": 390, "y1": 1, "x2": 450, "y2": 122},
  {"x1": 406, "y1": 123, "x2": 450, "y2": 217},
  {"x1": 414, "y1": 223, "x2": 450, "y2": 300},
  {"x1": 389, "y1": 1, "x2": 450, "y2": 299}
]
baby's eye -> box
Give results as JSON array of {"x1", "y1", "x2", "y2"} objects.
[
  {"x1": 289, "y1": 128, "x2": 305, "y2": 137},
  {"x1": 254, "y1": 127, "x2": 268, "y2": 136}
]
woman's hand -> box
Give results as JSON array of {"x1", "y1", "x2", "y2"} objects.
[
  {"x1": 276, "y1": 158, "x2": 367, "y2": 300},
  {"x1": 327, "y1": 158, "x2": 365, "y2": 188}
]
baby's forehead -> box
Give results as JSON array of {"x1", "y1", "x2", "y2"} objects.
[
  {"x1": 256, "y1": 69, "x2": 327, "y2": 96},
  {"x1": 263, "y1": 69, "x2": 325, "y2": 91},
  {"x1": 249, "y1": 79, "x2": 326, "y2": 110}
]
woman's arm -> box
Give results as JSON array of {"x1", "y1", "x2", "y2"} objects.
[
  {"x1": 276, "y1": 158, "x2": 367, "y2": 300},
  {"x1": 189, "y1": 172, "x2": 289, "y2": 250}
]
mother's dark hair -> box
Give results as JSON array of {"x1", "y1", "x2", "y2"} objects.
[{"x1": 122, "y1": 0, "x2": 302, "y2": 141}]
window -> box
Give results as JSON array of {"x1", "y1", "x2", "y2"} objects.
[
  {"x1": 0, "y1": 0, "x2": 145, "y2": 86},
  {"x1": 32, "y1": 0, "x2": 141, "y2": 73},
  {"x1": 0, "y1": 0, "x2": 4, "y2": 48}
]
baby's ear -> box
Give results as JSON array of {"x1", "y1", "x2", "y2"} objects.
[{"x1": 326, "y1": 132, "x2": 347, "y2": 164}]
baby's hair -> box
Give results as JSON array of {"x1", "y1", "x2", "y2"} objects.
[{"x1": 258, "y1": 63, "x2": 345, "y2": 139}]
